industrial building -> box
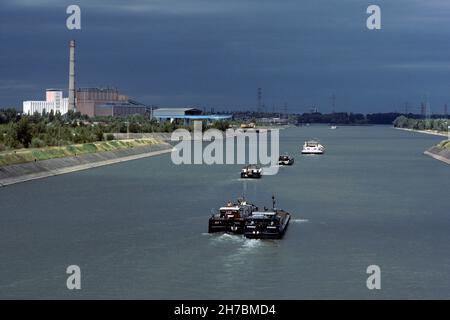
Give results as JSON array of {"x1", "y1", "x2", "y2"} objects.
[
  {"x1": 76, "y1": 87, "x2": 150, "y2": 117},
  {"x1": 76, "y1": 87, "x2": 127, "y2": 117},
  {"x1": 95, "y1": 100, "x2": 152, "y2": 117},
  {"x1": 258, "y1": 117, "x2": 290, "y2": 125},
  {"x1": 23, "y1": 89, "x2": 69, "y2": 115},
  {"x1": 23, "y1": 87, "x2": 151, "y2": 117},
  {"x1": 153, "y1": 108, "x2": 232, "y2": 124}
]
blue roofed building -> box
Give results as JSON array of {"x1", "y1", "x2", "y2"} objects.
[{"x1": 153, "y1": 108, "x2": 232, "y2": 124}]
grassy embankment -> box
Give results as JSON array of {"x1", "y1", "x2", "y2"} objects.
[
  {"x1": 0, "y1": 139, "x2": 161, "y2": 167},
  {"x1": 438, "y1": 140, "x2": 450, "y2": 150}
]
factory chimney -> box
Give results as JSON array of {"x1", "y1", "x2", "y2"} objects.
[{"x1": 68, "y1": 40, "x2": 76, "y2": 112}]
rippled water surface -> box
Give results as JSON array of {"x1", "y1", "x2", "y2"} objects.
[{"x1": 1, "y1": 126, "x2": 449, "y2": 299}]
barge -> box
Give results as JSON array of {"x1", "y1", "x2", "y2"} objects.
[
  {"x1": 278, "y1": 154, "x2": 294, "y2": 165},
  {"x1": 241, "y1": 165, "x2": 263, "y2": 179},
  {"x1": 244, "y1": 196, "x2": 291, "y2": 239}
]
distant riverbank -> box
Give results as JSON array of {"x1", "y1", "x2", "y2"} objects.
[
  {"x1": 0, "y1": 139, "x2": 172, "y2": 187},
  {"x1": 394, "y1": 127, "x2": 448, "y2": 137}
]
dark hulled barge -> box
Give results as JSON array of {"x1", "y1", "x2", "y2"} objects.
[
  {"x1": 244, "y1": 197, "x2": 291, "y2": 239},
  {"x1": 240, "y1": 165, "x2": 263, "y2": 179},
  {"x1": 278, "y1": 154, "x2": 294, "y2": 165},
  {"x1": 208, "y1": 199, "x2": 257, "y2": 234},
  {"x1": 244, "y1": 210, "x2": 290, "y2": 239}
]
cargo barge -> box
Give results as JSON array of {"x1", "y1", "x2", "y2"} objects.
[
  {"x1": 278, "y1": 154, "x2": 294, "y2": 165},
  {"x1": 244, "y1": 196, "x2": 291, "y2": 239},
  {"x1": 240, "y1": 165, "x2": 262, "y2": 179}
]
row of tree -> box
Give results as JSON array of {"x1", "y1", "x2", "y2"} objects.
[
  {"x1": 0, "y1": 108, "x2": 20, "y2": 124},
  {"x1": 0, "y1": 117, "x2": 107, "y2": 150},
  {"x1": 224, "y1": 111, "x2": 423, "y2": 125},
  {"x1": 296, "y1": 112, "x2": 449, "y2": 125},
  {"x1": 0, "y1": 109, "x2": 231, "y2": 151},
  {"x1": 393, "y1": 116, "x2": 449, "y2": 132}
]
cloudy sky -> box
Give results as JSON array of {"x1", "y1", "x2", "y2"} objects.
[{"x1": 1, "y1": 0, "x2": 450, "y2": 113}]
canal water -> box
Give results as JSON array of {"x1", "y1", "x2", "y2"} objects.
[{"x1": 0, "y1": 126, "x2": 449, "y2": 299}]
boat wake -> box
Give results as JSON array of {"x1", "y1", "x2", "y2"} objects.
[
  {"x1": 240, "y1": 238, "x2": 262, "y2": 250},
  {"x1": 261, "y1": 166, "x2": 281, "y2": 175},
  {"x1": 291, "y1": 218, "x2": 309, "y2": 224},
  {"x1": 209, "y1": 233, "x2": 246, "y2": 245},
  {"x1": 208, "y1": 233, "x2": 264, "y2": 253}
]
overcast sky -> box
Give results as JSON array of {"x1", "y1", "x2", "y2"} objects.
[{"x1": 1, "y1": 0, "x2": 450, "y2": 113}]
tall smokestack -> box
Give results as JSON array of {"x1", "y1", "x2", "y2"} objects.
[{"x1": 68, "y1": 40, "x2": 76, "y2": 112}]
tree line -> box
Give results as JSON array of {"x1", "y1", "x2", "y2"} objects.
[
  {"x1": 229, "y1": 111, "x2": 449, "y2": 125},
  {"x1": 393, "y1": 116, "x2": 449, "y2": 132},
  {"x1": 0, "y1": 109, "x2": 230, "y2": 151},
  {"x1": 296, "y1": 112, "x2": 448, "y2": 125},
  {"x1": 1, "y1": 110, "x2": 105, "y2": 150}
]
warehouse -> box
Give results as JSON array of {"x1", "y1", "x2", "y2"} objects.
[{"x1": 153, "y1": 108, "x2": 232, "y2": 124}]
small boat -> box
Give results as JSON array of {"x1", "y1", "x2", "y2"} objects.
[
  {"x1": 301, "y1": 140, "x2": 325, "y2": 154},
  {"x1": 208, "y1": 199, "x2": 257, "y2": 234},
  {"x1": 240, "y1": 122, "x2": 256, "y2": 129},
  {"x1": 330, "y1": 125, "x2": 337, "y2": 130},
  {"x1": 244, "y1": 196, "x2": 291, "y2": 239},
  {"x1": 241, "y1": 165, "x2": 262, "y2": 179},
  {"x1": 278, "y1": 154, "x2": 294, "y2": 166}
]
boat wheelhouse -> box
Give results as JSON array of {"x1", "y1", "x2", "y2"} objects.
[{"x1": 208, "y1": 199, "x2": 257, "y2": 234}]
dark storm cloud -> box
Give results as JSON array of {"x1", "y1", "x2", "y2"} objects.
[{"x1": 1, "y1": 0, "x2": 450, "y2": 113}]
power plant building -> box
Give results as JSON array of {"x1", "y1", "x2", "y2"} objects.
[
  {"x1": 95, "y1": 100, "x2": 152, "y2": 117},
  {"x1": 23, "y1": 87, "x2": 152, "y2": 117},
  {"x1": 76, "y1": 87, "x2": 128, "y2": 117},
  {"x1": 23, "y1": 89, "x2": 68, "y2": 115},
  {"x1": 77, "y1": 87, "x2": 151, "y2": 117}
]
